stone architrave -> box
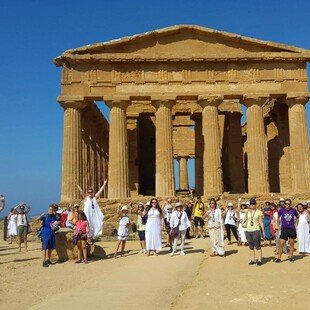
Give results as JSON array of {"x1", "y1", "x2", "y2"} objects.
[
  {"x1": 242, "y1": 96, "x2": 269, "y2": 193},
  {"x1": 178, "y1": 156, "x2": 189, "y2": 190},
  {"x1": 199, "y1": 96, "x2": 223, "y2": 195},
  {"x1": 60, "y1": 100, "x2": 87, "y2": 201},
  {"x1": 152, "y1": 99, "x2": 175, "y2": 197},
  {"x1": 286, "y1": 96, "x2": 310, "y2": 192},
  {"x1": 106, "y1": 100, "x2": 130, "y2": 198}
]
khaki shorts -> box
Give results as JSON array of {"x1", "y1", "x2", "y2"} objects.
[{"x1": 17, "y1": 225, "x2": 28, "y2": 236}]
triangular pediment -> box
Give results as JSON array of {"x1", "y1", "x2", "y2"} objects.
[{"x1": 54, "y1": 25, "x2": 310, "y2": 65}]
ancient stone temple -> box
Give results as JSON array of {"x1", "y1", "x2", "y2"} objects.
[{"x1": 54, "y1": 25, "x2": 310, "y2": 204}]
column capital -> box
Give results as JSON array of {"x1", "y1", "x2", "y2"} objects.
[
  {"x1": 198, "y1": 95, "x2": 223, "y2": 108},
  {"x1": 59, "y1": 100, "x2": 87, "y2": 110},
  {"x1": 241, "y1": 94, "x2": 269, "y2": 107},
  {"x1": 151, "y1": 99, "x2": 175, "y2": 110},
  {"x1": 106, "y1": 100, "x2": 130, "y2": 110},
  {"x1": 286, "y1": 96, "x2": 309, "y2": 108}
]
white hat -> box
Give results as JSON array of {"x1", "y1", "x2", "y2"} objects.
[
  {"x1": 146, "y1": 201, "x2": 150, "y2": 206},
  {"x1": 279, "y1": 198, "x2": 285, "y2": 202},
  {"x1": 227, "y1": 202, "x2": 233, "y2": 207},
  {"x1": 121, "y1": 206, "x2": 128, "y2": 211},
  {"x1": 246, "y1": 201, "x2": 250, "y2": 205},
  {"x1": 166, "y1": 205, "x2": 173, "y2": 209},
  {"x1": 138, "y1": 202, "x2": 144, "y2": 206},
  {"x1": 175, "y1": 202, "x2": 183, "y2": 208}
]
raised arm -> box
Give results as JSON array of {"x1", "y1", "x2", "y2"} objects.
[
  {"x1": 0, "y1": 195, "x2": 5, "y2": 212},
  {"x1": 25, "y1": 204, "x2": 31, "y2": 214},
  {"x1": 95, "y1": 179, "x2": 108, "y2": 198},
  {"x1": 75, "y1": 182, "x2": 85, "y2": 198}
]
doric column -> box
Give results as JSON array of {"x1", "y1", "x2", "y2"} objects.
[
  {"x1": 60, "y1": 100, "x2": 87, "y2": 202},
  {"x1": 242, "y1": 96, "x2": 269, "y2": 193},
  {"x1": 178, "y1": 156, "x2": 189, "y2": 190},
  {"x1": 152, "y1": 99, "x2": 175, "y2": 197},
  {"x1": 191, "y1": 113, "x2": 203, "y2": 196},
  {"x1": 199, "y1": 96, "x2": 223, "y2": 195},
  {"x1": 106, "y1": 100, "x2": 130, "y2": 198},
  {"x1": 286, "y1": 96, "x2": 310, "y2": 192}
]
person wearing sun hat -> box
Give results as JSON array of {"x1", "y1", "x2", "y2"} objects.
[
  {"x1": 114, "y1": 205, "x2": 130, "y2": 258},
  {"x1": 170, "y1": 202, "x2": 191, "y2": 256}
]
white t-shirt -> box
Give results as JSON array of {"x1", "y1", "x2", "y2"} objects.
[
  {"x1": 206, "y1": 208, "x2": 222, "y2": 225},
  {"x1": 224, "y1": 208, "x2": 238, "y2": 225},
  {"x1": 17, "y1": 213, "x2": 27, "y2": 226}
]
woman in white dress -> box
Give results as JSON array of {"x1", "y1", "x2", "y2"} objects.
[
  {"x1": 76, "y1": 179, "x2": 107, "y2": 244},
  {"x1": 237, "y1": 199, "x2": 248, "y2": 246},
  {"x1": 204, "y1": 198, "x2": 225, "y2": 257},
  {"x1": 144, "y1": 198, "x2": 164, "y2": 256},
  {"x1": 296, "y1": 203, "x2": 310, "y2": 254},
  {"x1": 7, "y1": 208, "x2": 17, "y2": 243}
]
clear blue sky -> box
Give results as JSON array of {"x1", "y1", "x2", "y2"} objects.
[{"x1": 1, "y1": 0, "x2": 310, "y2": 215}]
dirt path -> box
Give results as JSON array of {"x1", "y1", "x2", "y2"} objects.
[{"x1": 1, "y1": 237, "x2": 309, "y2": 310}]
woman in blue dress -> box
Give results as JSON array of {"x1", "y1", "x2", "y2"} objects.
[{"x1": 40, "y1": 205, "x2": 59, "y2": 267}]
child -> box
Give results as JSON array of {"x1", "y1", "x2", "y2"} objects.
[
  {"x1": 7, "y1": 208, "x2": 17, "y2": 244},
  {"x1": 136, "y1": 203, "x2": 146, "y2": 254},
  {"x1": 40, "y1": 205, "x2": 58, "y2": 267},
  {"x1": 75, "y1": 211, "x2": 90, "y2": 264},
  {"x1": 115, "y1": 206, "x2": 130, "y2": 258}
]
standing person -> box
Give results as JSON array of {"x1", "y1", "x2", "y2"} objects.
[
  {"x1": 75, "y1": 211, "x2": 90, "y2": 263},
  {"x1": 237, "y1": 199, "x2": 247, "y2": 246},
  {"x1": 144, "y1": 198, "x2": 164, "y2": 256},
  {"x1": 184, "y1": 201, "x2": 193, "y2": 239},
  {"x1": 296, "y1": 203, "x2": 310, "y2": 254},
  {"x1": 40, "y1": 205, "x2": 58, "y2": 267},
  {"x1": 275, "y1": 199, "x2": 299, "y2": 263},
  {"x1": 273, "y1": 204, "x2": 287, "y2": 255},
  {"x1": 163, "y1": 199, "x2": 173, "y2": 247},
  {"x1": 136, "y1": 203, "x2": 146, "y2": 254},
  {"x1": 76, "y1": 179, "x2": 107, "y2": 244},
  {"x1": 170, "y1": 202, "x2": 191, "y2": 256},
  {"x1": 7, "y1": 208, "x2": 17, "y2": 244},
  {"x1": 269, "y1": 203, "x2": 276, "y2": 239},
  {"x1": 68, "y1": 204, "x2": 79, "y2": 228},
  {"x1": 263, "y1": 202, "x2": 273, "y2": 246},
  {"x1": 239, "y1": 198, "x2": 265, "y2": 266},
  {"x1": 114, "y1": 206, "x2": 130, "y2": 258},
  {"x1": 14, "y1": 202, "x2": 31, "y2": 253},
  {"x1": 0, "y1": 194, "x2": 5, "y2": 212},
  {"x1": 204, "y1": 198, "x2": 225, "y2": 257},
  {"x1": 222, "y1": 200, "x2": 239, "y2": 245},
  {"x1": 193, "y1": 196, "x2": 205, "y2": 239}
]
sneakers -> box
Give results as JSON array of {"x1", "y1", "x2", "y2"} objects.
[
  {"x1": 75, "y1": 259, "x2": 81, "y2": 264},
  {"x1": 143, "y1": 249, "x2": 147, "y2": 254},
  {"x1": 256, "y1": 261, "x2": 262, "y2": 266},
  {"x1": 200, "y1": 236, "x2": 204, "y2": 239},
  {"x1": 275, "y1": 258, "x2": 281, "y2": 263},
  {"x1": 195, "y1": 236, "x2": 198, "y2": 239},
  {"x1": 180, "y1": 251, "x2": 185, "y2": 256},
  {"x1": 83, "y1": 259, "x2": 88, "y2": 264},
  {"x1": 248, "y1": 261, "x2": 256, "y2": 266},
  {"x1": 139, "y1": 249, "x2": 144, "y2": 254},
  {"x1": 170, "y1": 251, "x2": 174, "y2": 256},
  {"x1": 42, "y1": 261, "x2": 49, "y2": 267}
]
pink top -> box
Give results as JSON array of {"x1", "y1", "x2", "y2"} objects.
[{"x1": 76, "y1": 220, "x2": 87, "y2": 234}]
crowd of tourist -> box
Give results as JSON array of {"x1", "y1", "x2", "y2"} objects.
[{"x1": 2, "y1": 189, "x2": 310, "y2": 267}]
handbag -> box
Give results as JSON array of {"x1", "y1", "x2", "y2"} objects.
[
  {"x1": 170, "y1": 226, "x2": 180, "y2": 239},
  {"x1": 27, "y1": 224, "x2": 32, "y2": 234}
]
